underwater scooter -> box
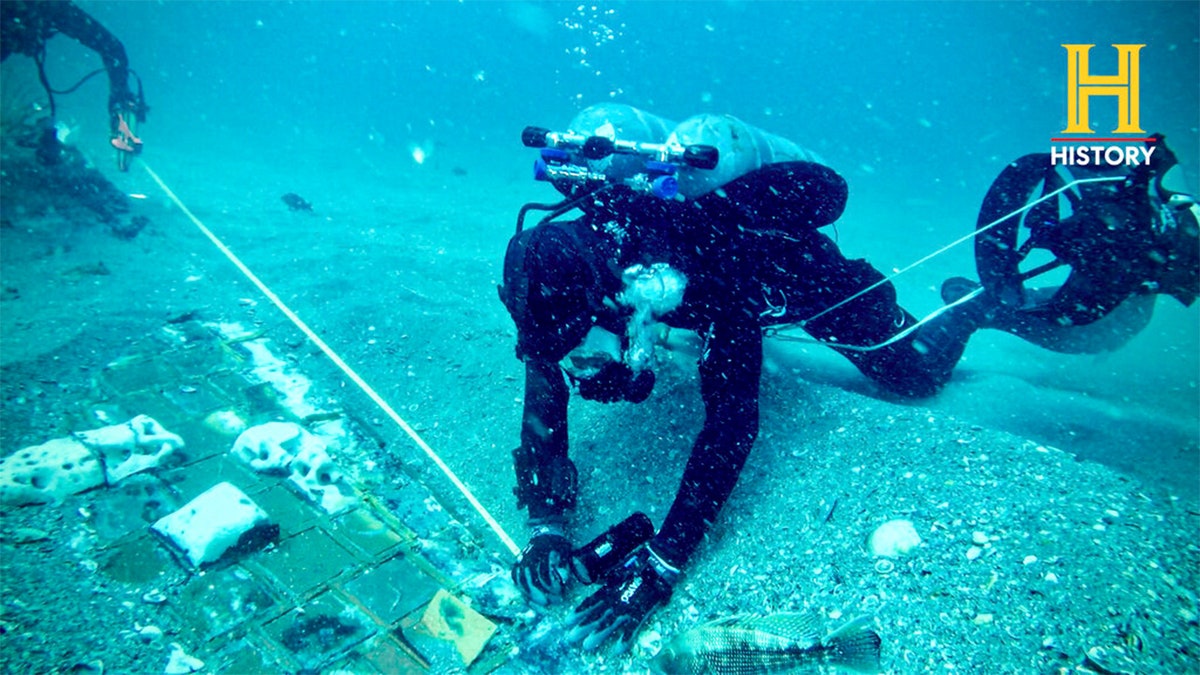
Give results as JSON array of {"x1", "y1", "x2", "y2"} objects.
[{"x1": 966, "y1": 135, "x2": 1199, "y2": 353}]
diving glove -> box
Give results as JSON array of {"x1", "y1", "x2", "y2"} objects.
[
  {"x1": 513, "y1": 513, "x2": 656, "y2": 606},
  {"x1": 512, "y1": 523, "x2": 573, "y2": 606},
  {"x1": 571, "y1": 512, "x2": 655, "y2": 585},
  {"x1": 565, "y1": 543, "x2": 679, "y2": 653}
]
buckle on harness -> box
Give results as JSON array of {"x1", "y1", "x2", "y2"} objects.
[{"x1": 760, "y1": 286, "x2": 787, "y2": 319}]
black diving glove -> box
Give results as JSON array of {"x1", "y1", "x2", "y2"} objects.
[
  {"x1": 512, "y1": 523, "x2": 574, "y2": 606},
  {"x1": 577, "y1": 361, "x2": 655, "y2": 403},
  {"x1": 564, "y1": 543, "x2": 678, "y2": 653},
  {"x1": 570, "y1": 512, "x2": 655, "y2": 585}
]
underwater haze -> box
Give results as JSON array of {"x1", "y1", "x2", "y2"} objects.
[
  {"x1": 3, "y1": 1, "x2": 1199, "y2": 673},
  {"x1": 77, "y1": 0, "x2": 1199, "y2": 492},
  {"x1": 75, "y1": 2, "x2": 1200, "y2": 178},
  {"x1": 94, "y1": 4, "x2": 1200, "y2": 143}
]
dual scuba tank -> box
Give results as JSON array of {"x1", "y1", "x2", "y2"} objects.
[{"x1": 522, "y1": 102, "x2": 824, "y2": 201}]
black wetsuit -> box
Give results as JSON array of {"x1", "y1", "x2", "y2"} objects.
[
  {"x1": 1, "y1": 0, "x2": 136, "y2": 134},
  {"x1": 501, "y1": 161, "x2": 971, "y2": 569}
]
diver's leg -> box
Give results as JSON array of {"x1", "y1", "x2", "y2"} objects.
[
  {"x1": 773, "y1": 233, "x2": 979, "y2": 397},
  {"x1": 963, "y1": 281, "x2": 1154, "y2": 354},
  {"x1": 904, "y1": 286, "x2": 993, "y2": 392}
]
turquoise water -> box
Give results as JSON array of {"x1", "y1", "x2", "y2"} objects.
[
  {"x1": 4, "y1": 2, "x2": 1198, "y2": 672},
  {"x1": 55, "y1": 0, "x2": 1194, "y2": 516},
  {"x1": 74, "y1": 1, "x2": 1199, "y2": 178}
]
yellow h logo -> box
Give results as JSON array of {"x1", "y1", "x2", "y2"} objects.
[{"x1": 1062, "y1": 44, "x2": 1145, "y2": 134}]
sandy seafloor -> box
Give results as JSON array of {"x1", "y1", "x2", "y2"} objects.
[{"x1": 2, "y1": 112, "x2": 1199, "y2": 673}]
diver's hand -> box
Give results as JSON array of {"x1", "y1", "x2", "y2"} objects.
[
  {"x1": 108, "y1": 91, "x2": 146, "y2": 121},
  {"x1": 512, "y1": 525, "x2": 573, "y2": 605},
  {"x1": 578, "y1": 362, "x2": 655, "y2": 403},
  {"x1": 108, "y1": 97, "x2": 144, "y2": 158},
  {"x1": 570, "y1": 512, "x2": 655, "y2": 585},
  {"x1": 565, "y1": 544, "x2": 677, "y2": 653}
]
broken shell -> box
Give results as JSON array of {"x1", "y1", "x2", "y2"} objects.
[
  {"x1": 1083, "y1": 646, "x2": 1115, "y2": 673},
  {"x1": 164, "y1": 643, "x2": 204, "y2": 674},
  {"x1": 142, "y1": 590, "x2": 167, "y2": 604},
  {"x1": 137, "y1": 625, "x2": 164, "y2": 644}
]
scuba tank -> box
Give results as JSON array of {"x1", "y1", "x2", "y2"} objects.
[
  {"x1": 666, "y1": 114, "x2": 824, "y2": 199},
  {"x1": 524, "y1": 103, "x2": 680, "y2": 198},
  {"x1": 522, "y1": 104, "x2": 719, "y2": 202},
  {"x1": 564, "y1": 103, "x2": 677, "y2": 185},
  {"x1": 567, "y1": 102, "x2": 676, "y2": 142}
]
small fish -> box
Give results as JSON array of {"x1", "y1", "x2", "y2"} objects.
[
  {"x1": 653, "y1": 613, "x2": 881, "y2": 675},
  {"x1": 281, "y1": 192, "x2": 313, "y2": 212}
]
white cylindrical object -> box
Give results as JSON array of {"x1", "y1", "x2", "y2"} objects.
[
  {"x1": 568, "y1": 103, "x2": 675, "y2": 145},
  {"x1": 668, "y1": 114, "x2": 823, "y2": 198},
  {"x1": 567, "y1": 103, "x2": 676, "y2": 183}
]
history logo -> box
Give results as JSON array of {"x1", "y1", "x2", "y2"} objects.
[{"x1": 1051, "y1": 43, "x2": 1156, "y2": 167}]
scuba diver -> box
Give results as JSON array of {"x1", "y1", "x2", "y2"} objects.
[
  {"x1": 497, "y1": 103, "x2": 1198, "y2": 653},
  {"x1": 1, "y1": 0, "x2": 147, "y2": 169}
]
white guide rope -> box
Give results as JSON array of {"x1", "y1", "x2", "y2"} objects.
[{"x1": 141, "y1": 162, "x2": 520, "y2": 558}]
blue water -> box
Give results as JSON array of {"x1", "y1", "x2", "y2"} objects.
[
  {"x1": 70, "y1": 1, "x2": 1199, "y2": 265},
  {"x1": 74, "y1": 1, "x2": 1199, "y2": 183},
  {"x1": 8, "y1": 2, "x2": 1198, "y2": 671},
  {"x1": 45, "y1": 0, "x2": 1193, "y2": 490}
]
